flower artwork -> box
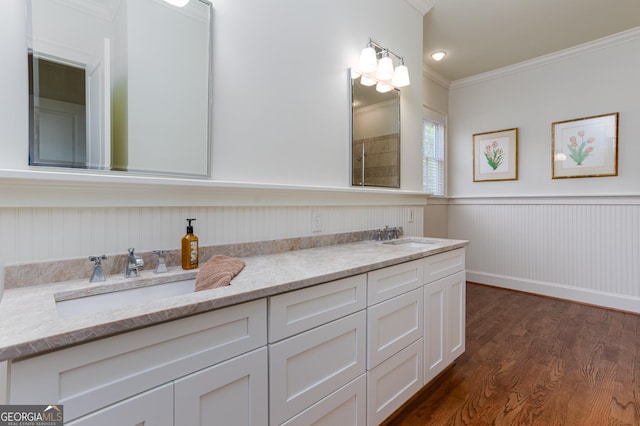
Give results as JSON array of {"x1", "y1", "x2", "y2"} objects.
[
  {"x1": 552, "y1": 113, "x2": 618, "y2": 179},
  {"x1": 484, "y1": 141, "x2": 504, "y2": 170},
  {"x1": 473, "y1": 128, "x2": 518, "y2": 182},
  {"x1": 566, "y1": 130, "x2": 595, "y2": 165}
]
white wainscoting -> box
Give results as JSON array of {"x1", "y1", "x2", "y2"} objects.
[
  {"x1": 0, "y1": 204, "x2": 423, "y2": 260},
  {"x1": 448, "y1": 197, "x2": 640, "y2": 313}
]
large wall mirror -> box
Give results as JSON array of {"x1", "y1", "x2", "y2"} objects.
[
  {"x1": 350, "y1": 73, "x2": 400, "y2": 188},
  {"x1": 27, "y1": 0, "x2": 212, "y2": 177}
]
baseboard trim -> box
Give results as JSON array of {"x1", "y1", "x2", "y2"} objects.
[{"x1": 467, "y1": 270, "x2": 640, "y2": 314}]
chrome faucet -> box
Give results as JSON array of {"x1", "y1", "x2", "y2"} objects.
[
  {"x1": 89, "y1": 255, "x2": 107, "y2": 283},
  {"x1": 125, "y1": 248, "x2": 144, "y2": 278},
  {"x1": 382, "y1": 226, "x2": 403, "y2": 240},
  {"x1": 153, "y1": 249, "x2": 168, "y2": 274}
]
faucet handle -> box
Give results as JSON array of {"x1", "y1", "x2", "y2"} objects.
[
  {"x1": 89, "y1": 255, "x2": 107, "y2": 283},
  {"x1": 153, "y1": 250, "x2": 168, "y2": 274},
  {"x1": 128, "y1": 248, "x2": 144, "y2": 267}
]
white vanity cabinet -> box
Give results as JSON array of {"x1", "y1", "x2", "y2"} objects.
[
  {"x1": 268, "y1": 274, "x2": 367, "y2": 425},
  {"x1": 7, "y1": 299, "x2": 267, "y2": 425},
  {"x1": 423, "y1": 248, "x2": 466, "y2": 383},
  {"x1": 366, "y1": 260, "x2": 425, "y2": 426},
  {"x1": 2, "y1": 244, "x2": 467, "y2": 426}
]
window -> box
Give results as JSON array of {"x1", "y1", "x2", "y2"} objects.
[{"x1": 423, "y1": 108, "x2": 446, "y2": 195}]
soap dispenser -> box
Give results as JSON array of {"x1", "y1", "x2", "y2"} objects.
[{"x1": 181, "y1": 218, "x2": 199, "y2": 270}]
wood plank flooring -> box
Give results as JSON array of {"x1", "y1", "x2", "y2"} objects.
[{"x1": 388, "y1": 283, "x2": 640, "y2": 426}]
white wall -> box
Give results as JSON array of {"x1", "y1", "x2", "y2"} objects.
[
  {"x1": 448, "y1": 30, "x2": 640, "y2": 197},
  {"x1": 0, "y1": 0, "x2": 427, "y2": 294},
  {"x1": 446, "y1": 29, "x2": 640, "y2": 312},
  {"x1": 2, "y1": 0, "x2": 424, "y2": 188}
]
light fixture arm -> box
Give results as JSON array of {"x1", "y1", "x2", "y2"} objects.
[{"x1": 367, "y1": 38, "x2": 404, "y2": 64}]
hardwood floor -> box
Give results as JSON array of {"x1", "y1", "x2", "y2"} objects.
[{"x1": 388, "y1": 283, "x2": 640, "y2": 426}]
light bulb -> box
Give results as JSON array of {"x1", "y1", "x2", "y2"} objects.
[
  {"x1": 431, "y1": 50, "x2": 446, "y2": 61},
  {"x1": 391, "y1": 64, "x2": 410, "y2": 87},
  {"x1": 376, "y1": 54, "x2": 394, "y2": 81},
  {"x1": 376, "y1": 81, "x2": 393, "y2": 93},
  {"x1": 358, "y1": 46, "x2": 378, "y2": 74},
  {"x1": 360, "y1": 75, "x2": 377, "y2": 86}
]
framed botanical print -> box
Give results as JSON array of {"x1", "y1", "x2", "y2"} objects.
[
  {"x1": 473, "y1": 128, "x2": 518, "y2": 182},
  {"x1": 552, "y1": 113, "x2": 618, "y2": 179}
]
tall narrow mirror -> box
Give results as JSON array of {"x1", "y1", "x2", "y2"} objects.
[
  {"x1": 27, "y1": 0, "x2": 212, "y2": 177},
  {"x1": 351, "y1": 75, "x2": 400, "y2": 188}
]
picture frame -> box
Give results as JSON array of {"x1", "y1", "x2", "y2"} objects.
[
  {"x1": 473, "y1": 128, "x2": 518, "y2": 182},
  {"x1": 552, "y1": 112, "x2": 618, "y2": 179}
]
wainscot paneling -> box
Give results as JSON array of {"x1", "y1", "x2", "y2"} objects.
[
  {"x1": 448, "y1": 197, "x2": 640, "y2": 313},
  {"x1": 0, "y1": 172, "x2": 426, "y2": 295}
]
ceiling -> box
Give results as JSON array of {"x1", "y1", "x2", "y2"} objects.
[{"x1": 423, "y1": 0, "x2": 640, "y2": 82}]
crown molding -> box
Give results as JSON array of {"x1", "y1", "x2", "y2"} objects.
[
  {"x1": 422, "y1": 63, "x2": 451, "y2": 89},
  {"x1": 451, "y1": 26, "x2": 640, "y2": 90},
  {"x1": 405, "y1": 0, "x2": 433, "y2": 16}
]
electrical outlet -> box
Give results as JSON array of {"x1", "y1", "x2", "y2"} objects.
[
  {"x1": 312, "y1": 210, "x2": 322, "y2": 232},
  {"x1": 408, "y1": 208, "x2": 415, "y2": 223}
]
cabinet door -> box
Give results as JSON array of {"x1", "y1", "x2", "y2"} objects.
[
  {"x1": 424, "y1": 277, "x2": 446, "y2": 383},
  {"x1": 424, "y1": 271, "x2": 466, "y2": 384},
  {"x1": 66, "y1": 383, "x2": 173, "y2": 426},
  {"x1": 447, "y1": 271, "x2": 466, "y2": 361},
  {"x1": 270, "y1": 311, "x2": 366, "y2": 425},
  {"x1": 174, "y1": 347, "x2": 268, "y2": 426},
  {"x1": 367, "y1": 287, "x2": 423, "y2": 369},
  {"x1": 282, "y1": 374, "x2": 367, "y2": 426},
  {"x1": 367, "y1": 339, "x2": 423, "y2": 426}
]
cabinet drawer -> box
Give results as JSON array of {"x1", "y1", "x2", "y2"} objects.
[
  {"x1": 282, "y1": 374, "x2": 367, "y2": 426},
  {"x1": 269, "y1": 274, "x2": 367, "y2": 342},
  {"x1": 367, "y1": 339, "x2": 424, "y2": 426},
  {"x1": 9, "y1": 299, "x2": 267, "y2": 422},
  {"x1": 367, "y1": 259, "x2": 423, "y2": 305},
  {"x1": 367, "y1": 288, "x2": 423, "y2": 369},
  {"x1": 269, "y1": 311, "x2": 366, "y2": 425},
  {"x1": 424, "y1": 248, "x2": 465, "y2": 284}
]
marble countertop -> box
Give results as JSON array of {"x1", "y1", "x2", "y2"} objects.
[{"x1": 0, "y1": 237, "x2": 468, "y2": 362}]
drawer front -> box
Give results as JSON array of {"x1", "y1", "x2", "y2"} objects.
[
  {"x1": 269, "y1": 311, "x2": 367, "y2": 426},
  {"x1": 282, "y1": 374, "x2": 367, "y2": 426},
  {"x1": 367, "y1": 288, "x2": 424, "y2": 369},
  {"x1": 9, "y1": 299, "x2": 267, "y2": 422},
  {"x1": 367, "y1": 339, "x2": 424, "y2": 426},
  {"x1": 424, "y1": 248, "x2": 465, "y2": 284},
  {"x1": 269, "y1": 274, "x2": 367, "y2": 342},
  {"x1": 367, "y1": 259, "x2": 423, "y2": 305}
]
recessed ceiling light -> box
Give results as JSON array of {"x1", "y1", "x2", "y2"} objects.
[{"x1": 431, "y1": 51, "x2": 447, "y2": 61}]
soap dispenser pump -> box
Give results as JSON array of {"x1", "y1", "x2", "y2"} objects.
[{"x1": 181, "y1": 218, "x2": 199, "y2": 270}]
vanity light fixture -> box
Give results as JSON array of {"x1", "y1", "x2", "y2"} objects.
[
  {"x1": 164, "y1": 0, "x2": 190, "y2": 6},
  {"x1": 431, "y1": 50, "x2": 447, "y2": 61},
  {"x1": 354, "y1": 38, "x2": 410, "y2": 92}
]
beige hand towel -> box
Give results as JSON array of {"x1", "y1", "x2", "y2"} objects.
[{"x1": 195, "y1": 255, "x2": 245, "y2": 292}]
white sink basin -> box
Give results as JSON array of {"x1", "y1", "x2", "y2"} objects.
[
  {"x1": 381, "y1": 238, "x2": 437, "y2": 248},
  {"x1": 55, "y1": 279, "x2": 196, "y2": 319}
]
